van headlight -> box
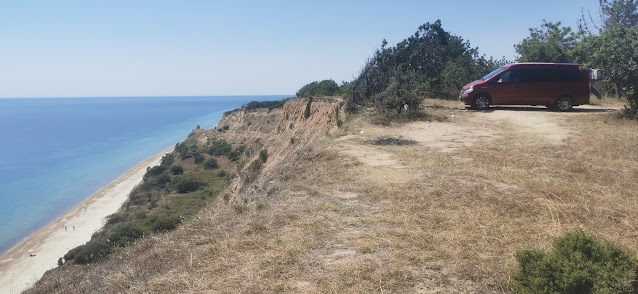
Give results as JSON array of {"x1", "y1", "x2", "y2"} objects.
[{"x1": 461, "y1": 88, "x2": 473, "y2": 95}]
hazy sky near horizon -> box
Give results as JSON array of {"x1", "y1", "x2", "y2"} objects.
[{"x1": 1, "y1": 0, "x2": 601, "y2": 98}]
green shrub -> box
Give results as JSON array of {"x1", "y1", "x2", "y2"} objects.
[
  {"x1": 296, "y1": 80, "x2": 341, "y2": 97},
  {"x1": 160, "y1": 154, "x2": 174, "y2": 166},
  {"x1": 172, "y1": 176, "x2": 205, "y2": 193},
  {"x1": 65, "y1": 242, "x2": 112, "y2": 264},
  {"x1": 217, "y1": 170, "x2": 227, "y2": 177},
  {"x1": 513, "y1": 229, "x2": 638, "y2": 293},
  {"x1": 228, "y1": 149, "x2": 241, "y2": 161},
  {"x1": 109, "y1": 225, "x2": 144, "y2": 247},
  {"x1": 244, "y1": 99, "x2": 288, "y2": 110},
  {"x1": 208, "y1": 139, "x2": 233, "y2": 157},
  {"x1": 259, "y1": 149, "x2": 268, "y2": 163},
  {"x1": 194, "y1": 152, "x2": 205, "y2": 164},
  {"x1": 148, "y1": 215, "x2": 181, "y2": 232},
  {"x1": 170, "y1": 165, "x2": 184, "y2": 175},
  {"x1": 203, "y1": 158, "x2": 219, "y2": 170},
  {"x1": 155, "y1": 173, "x2": 171, "y2": 188},
  {"x1": 145, "y1": 165, "x2": 167, "y2": 178}
]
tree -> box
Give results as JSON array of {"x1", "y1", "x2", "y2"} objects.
[
  {"x1": 576, "y1": 24, "x2": 638, "y2": 118},
  {"x1": 346, "y1": 20, "x2": 503, "y2": 113},
  {"x1": 600, "y1": 0, "x2": 638, "y2": 30},
  {"x1": 576, "y1": 0, "x2": 638, "y2": 115},
  {"x1": 296, "y1": 79, "x2": 341, "y2": 97},
  {"x1": 578, "y1": 0, "x2": 638, "y2": 100},
  {"x1": 515, "y1": 20, "x2": 577, "y2": 63}
]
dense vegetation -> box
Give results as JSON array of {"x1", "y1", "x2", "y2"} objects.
[
  {"x1": 61, "y1": 134, "x2": 245, "y2": 265},
  {"x1": 513, "y1": 230, "x2": 638, "y2": 293},
  {"x1": 244, "y1": 99, "x2": 288, "y2": 110},
  {"x1": 344, "y1": 20, "x2": 508, "y2": 113},
  {"x1": 296, "y1": 79, "x2": 347, "y2": 97}
]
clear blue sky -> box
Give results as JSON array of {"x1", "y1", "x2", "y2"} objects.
[{"x1": 0, "y1": 0, "x2": 600, "y2": 98}]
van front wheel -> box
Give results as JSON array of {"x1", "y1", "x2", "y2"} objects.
[
  {"x1": 555, "y1": 96, "x2": 573, "y2": 111},
  {"x1": 472, "y1": 95, "x2": 491, "y2": 110}
]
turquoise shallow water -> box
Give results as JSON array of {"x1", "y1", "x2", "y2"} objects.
[{"x1": 0, "y1": 95, "x2": 289, "y2": 254}]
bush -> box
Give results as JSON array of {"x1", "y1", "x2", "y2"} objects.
[
  {"x1": 208, "y1": 139, "x2": 233, "y2": 157},
  {"x1": 194, "y1": 153, "x2": 205, "y2": 164},
  {"x1": 109, "y1": 225, "x2": 144, "y2": 247},
  {"x1": 160, "y1": 154, "x2": 174, "y2": 166},
  {"x1": 513, "y1": 229, "x2": 638, "y2": 293},
  {"x1": 203, "y1": 158, "x2": 219, "y2": 170},
  {"x1": 244, "y1": 99, "x2": 288, "y2": 110},
  {"x1": 170, "y1": 165, "x2": 184, "y2": 175},
  {"x1": 259, "y1": 149, "x2": 268, "y2": 163},
  {"x1": 296, "y1": 80, "x2": 341, "y2": 97},
  {"x1": 148, "y1": 215, "x2": 182, "y2": 232},
  {"x1": 65, "y1": 242, "x2": 112, "y2": 264},
  {"x1": 155, "y1": 173, "x2": 171, "y2": 188},
  {"x1": 172, "y1": 176, "x2": 205, "y2": 193},
  {"x1": 145, "y1": 165, "x2": 167, "y2": 178}
]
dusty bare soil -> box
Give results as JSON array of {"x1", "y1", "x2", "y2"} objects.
[{"x1": 26, "y1": 98, "x2": 638, "y2": 293}]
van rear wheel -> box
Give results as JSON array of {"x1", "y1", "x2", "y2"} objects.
[
  {"x1": 555, "y1": 96, "x2": 573, "y2": 111},
  {"x1": 472, "y1": 95, "x2": 491, "y2": 110}
]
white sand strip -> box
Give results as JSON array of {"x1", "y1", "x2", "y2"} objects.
[{"x1": 0, "y1": 146, "x2": 174, "y2": 294}]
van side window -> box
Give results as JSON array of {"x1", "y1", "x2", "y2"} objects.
[{"x1": 498, "y1": 70, "x2": 520, "y2": 83}]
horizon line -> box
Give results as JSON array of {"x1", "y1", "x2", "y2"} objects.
[{"x1": 0, "y1": 94, "x2": 296, "y2": 99}]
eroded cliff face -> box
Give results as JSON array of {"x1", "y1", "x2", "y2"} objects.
[{"x1": 205, "y1": 97, "x2": 345, "y2": 201}]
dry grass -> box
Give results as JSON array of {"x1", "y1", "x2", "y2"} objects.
[{"x1": 26, "y1": 97, "x2": 638, "y2": 293}]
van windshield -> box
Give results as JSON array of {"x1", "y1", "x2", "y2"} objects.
[{"x1": 481, "y1": 67, "x2": 507, "y2": 81}]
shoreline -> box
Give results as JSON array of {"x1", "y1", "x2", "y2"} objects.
[{"x1": 0, "y1": 146, "x2": 174, "y2": 294}]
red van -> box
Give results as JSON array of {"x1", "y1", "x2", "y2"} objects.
[{"x1": 459, "y1": 63, "x2": 590, "y2": 111}]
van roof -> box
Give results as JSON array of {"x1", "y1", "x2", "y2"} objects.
[{"x1": 504, "y1": 62, "x2": 582, "y2": 68}]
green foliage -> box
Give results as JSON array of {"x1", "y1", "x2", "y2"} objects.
[
  {"x1": 513, "y1": 229, "x2": 638, "y2": 293},
  {"x1": 155, "y1": 173, "x2": 171, "y2": 188},
  {"x1": 600, "y1": 0, "x2": 638, "y2": 30},
  {"x1": 160, "y1": 154, "x2": 174, "y2": 166},
  {"x1": 145, "y1": 165, "x2": 167, "y2": 178},
  {"x1": 576, "y1": 24, "x2": 638, "y2": 118},
  {"x1": 64, "y1": 242, "x2": 112, "y2": 264},
  {"x1": 207, "y1": 139, "x2": 233, "y2": 157},
  {"x1": 296, "y1": 79, "x2": 341, "y2": 97},
  {"x1": 244, "y1": 99, "x2": 288, "y2": 110},
  {"x1": 515, "y1": 20, "x2": 577, "y2": 63},
  {"x1": 170, "y1": 165, "x2": 184, "y2": 175},
  {"x1": 147, "y1": 215, "x2": 182, "y2": 232},
  {"x1": 203, "y1": 157, "x2": 219, "y2": 170},
  {"x1": 346, "y1": 20, "x2": 506, "y2": 113},
  {"x1": 193, "y1": 152, "x2": 205, "y2": 164},
  {"x1": 109, "y1": 225, "x2": 144, "y2": 247},
  {"x1": 259, "y1": 149, "x2": 268, "y2": 163},
  {"x1": 172, "y1": 175, "x2": 206, "y2": 193}
]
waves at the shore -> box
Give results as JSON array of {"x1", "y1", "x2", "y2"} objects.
[{"x1": 0, "y1": 95, "x2": 289, "y2": 254}]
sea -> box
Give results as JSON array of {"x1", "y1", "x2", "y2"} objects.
[{"x1": 0, "y1": 95, "x2": 290, "y2": 254}]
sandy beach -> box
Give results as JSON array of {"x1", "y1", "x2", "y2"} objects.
[{"x1": 0, "y1": 146, "x2": 174, "y2": 294}]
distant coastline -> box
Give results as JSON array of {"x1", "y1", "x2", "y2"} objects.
[{"x1": 0, "y1": 147, "x2": 173, "y2": 294}]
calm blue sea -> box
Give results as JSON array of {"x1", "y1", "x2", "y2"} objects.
[{"x1": 0, "y1": 95, "x2": 289, "y2": 254}]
